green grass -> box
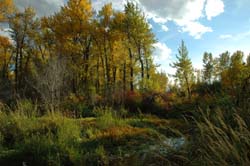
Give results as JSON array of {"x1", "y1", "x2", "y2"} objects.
[
  {"x1": 0, "y1": 107, "x2": 183, "y2": 166},
  {"x1": 1, "y1": 103, "x2": 249, "y2": 166}
]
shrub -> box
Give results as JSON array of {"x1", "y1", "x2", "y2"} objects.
[
  {"x1": 124, "y1": 91, "x2": 142, "y2": 112},
  {"x1": 62, "y1": 93, "x2": 94, "y2": 118}
]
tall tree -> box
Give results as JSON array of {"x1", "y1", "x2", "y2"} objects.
[
  {"x1": 9, "y1": 7, "x2": 38, "y2": 92},
  {"x1": 0, "y1": 0, "x2": 14, "y2": 22},
  {"x1": 247, "y1": 54, "x2": 250, "y2": 66},
  {"x1": 215, "y1": 51, "x2": 230, "y2": 80},
  {"x1": 123, "y1": 2, "x2": 155, "y2": 91},
  {"x1": 0, "y1": 36, "x2": 12, "y2": 79},
  {"x1": 171, "y1": 40, "x2": 194, "y2": 99},
  {"x1": 42, "y1": 0, "x2": 93, "y2": 95},
  {"x1": 202, "y1": 52, "x2": 214, "y2": 83},
  {"x1": 221, "y1": 51, "x2": 246, "y2": 103}
]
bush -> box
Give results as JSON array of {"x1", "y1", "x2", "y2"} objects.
[
  {"x1": 62, "y1": 94, "x2": 94, "y2": 118},
  {"x1": 124, "y1": 91, "x2": 142, "y2": 112}
]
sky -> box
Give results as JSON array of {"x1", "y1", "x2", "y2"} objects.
[{"x1": 1, "y1": 0, "x2": 250, "y2": 79}]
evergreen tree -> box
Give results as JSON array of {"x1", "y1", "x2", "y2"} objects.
[
  {"x1": 202, "y1": 52, "x2": 214, "y2": 83},
  {"x1": 171, "y1": 40, "x2": 194, "y2": 99}
]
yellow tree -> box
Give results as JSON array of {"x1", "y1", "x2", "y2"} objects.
[
  {"x1": 0, "y1": 0, "x2": 14, "y2": 22},
  {"x1": 9, "y1": 7, "x2": 38, "y2": 91},
  {"x1": 0, "y1": 36, "x2": 12, "y2": 79},
  {"x1": 221, "y1": 51, "x2": 247, "y2": 104},
  {"x1": 95, "y1": 3, "x2": 114, "y2": 97},
  {"x1": 43, "y1": 0, "x2": 93, "y2": 94},
  {"x1": 111, "y1": 11, "x2": 128, "y2": 96},
  {"x1": 94, "y1": 3, "x2": 128, "y2": 100}
]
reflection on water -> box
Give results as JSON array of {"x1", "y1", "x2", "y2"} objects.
[{"x1": 163, "y1": 137, "x2": 185, "y2": 150}]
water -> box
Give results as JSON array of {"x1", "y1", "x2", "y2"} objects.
[{"x1": 163, "y1": 137, "x2": 185, "y2": 150}]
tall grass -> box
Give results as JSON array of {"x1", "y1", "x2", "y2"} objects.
[
  {"x1": 0, "y1": 104, "x2": 83, "y2": 165},
  {"x1": 95, "y1": 107, "x2": 126, "y2": 129},
  {"x1": 187, "y1": 107, "x2": 250, "y2": 165}
]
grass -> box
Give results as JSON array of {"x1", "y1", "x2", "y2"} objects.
[
  {"x1": 1, "y1": 101, "x2": 250, "y2": 165},
  {"x1": 185, "y1": 107, "x2": 250, "y2": 165},
  {"x1": 0, "y1": 107, "x2": 183, "y2": 166}
]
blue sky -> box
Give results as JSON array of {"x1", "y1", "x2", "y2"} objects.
[
  {"x1": 141, "y1": 0, "x2": 250, "y2": 75},
  {"x1": 2, "y1": 0, "x2": 250, "y2": 78}
]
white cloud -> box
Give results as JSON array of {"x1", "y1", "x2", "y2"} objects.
[
  {"x1": 13, "y1": 0, "x2": 64, "y2": 16},
  {"x1": 137, "y1": 0, "x2": 224, "y2": 39},
  {"x1": 148, "y1": 23, "x2": 153, "y2": 29},
  {"x1": 219, "y1": 34, "x2": 233, "y2": 39},
  {"x1": 92, "y1": 0, "x2": 127, "y2": 13},
  {"x1": 176, "y1": 20, "x2": 213, "y2": 39},
  {"x1": 137, "y1": 0, "x2": 205, "y2": 21},
  {"x1": 145, "y1": 12, "x2": 168, "y2": 24},
  {"x1": 161, "y1": 25, "x2": 169, "y2": 32},
  {"x1": 219, "y1": 30, "x2": 250, "y2": 41},
  {"x1": 205, "y1": 0, "x2": 224, "y2": 20},
  {"x1": 235, "y1": 30, "x2": 250, "y2": 40},
  {"x1": 153, "y1": 42, "x2": 172, "y2": 62},
  {"x1": 152, "y1": 42, "x2": 173, "y2": 73}
]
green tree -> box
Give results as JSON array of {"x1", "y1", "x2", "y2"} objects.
[
  {"x1": 202, "y1": 52, "x2": 214, "y2": 83},
  {"x1": 221, "y1": 51, "x2": 246, "y2": 102},
  {"x1": 123, "y1": 2, "x2": 156, "y2": 91},
  {"x1": 246, "y1": 54, "x2": 250, "y2": 66},
  {"x1": 171, "y1": 40, "x2": 194, "y2": 99},
  {"x1": 215, "y1": 51, "x2": 230, "y2": 80}
]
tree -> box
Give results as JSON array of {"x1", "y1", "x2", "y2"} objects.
[
  {"x1": 148, "y1": 71, "x2": 168, "y2": 92},
  {"x1": 221, "y1": 51, "x2": 246, "y2": 103},
  {"x1": 123, "y1": 2, "x2": 155, "y2": 91},
  {"x1": 202, "y1": 52, "x2": 214, "y2": 83},
  {"x1": 95, "y1": 3, "x2": 116, "y2": 99},
  {"x1": 0, "y1": 36, "x2": 12, "y2": 79},
  {"x1": 247, "y1": 54, "x2": 250, "y2": 66},
  {"x1": 9, "y1": 7, "x2": 38, "y2": 93},
  {"x1": 33, "y1": 57, "x2": 68, "y2": 112},
  {"x1": 0, "y1": 35, "x2": 13, "y2": 102},
  {"x1": 0, "y1": 0, "x2": 14, "y2": 22},
  {"x1": 194, "y1": 69, "x2": 202, "y2": 84},
  {"x1": 171, "y1": 40, "x2": 194, "y2": 99},
  {"x1": 215, "y1": 51, "x2": 230, "y2": 80},
  {"x1": 42, "y1": 0, "x2": 93, "y2": 96}
]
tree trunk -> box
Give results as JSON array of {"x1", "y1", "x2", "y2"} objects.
[
  {"x1": 146, "y1": 58, "x2": 150, "y2": 80},
  {"x1": 15, "y1": 45, "x2": 19, "y2": 93},
  {"x1": 184, "y1": 74, "x2": 191, "y2": 99},
  {"x1": 129, "y1": 48, "x2": 134, "y2": 91}
]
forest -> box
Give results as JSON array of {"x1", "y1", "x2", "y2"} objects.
[{"x1": 0, "y1": 0, "x2": 250, "y2": 165}]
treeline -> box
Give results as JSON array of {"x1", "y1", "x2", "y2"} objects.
[
  {"x1": 0, "y1": 0, "x2": 167, "y2": 110},
  {"x1": 171, "y1": 41, "x2": 250, "y2": 109}
]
